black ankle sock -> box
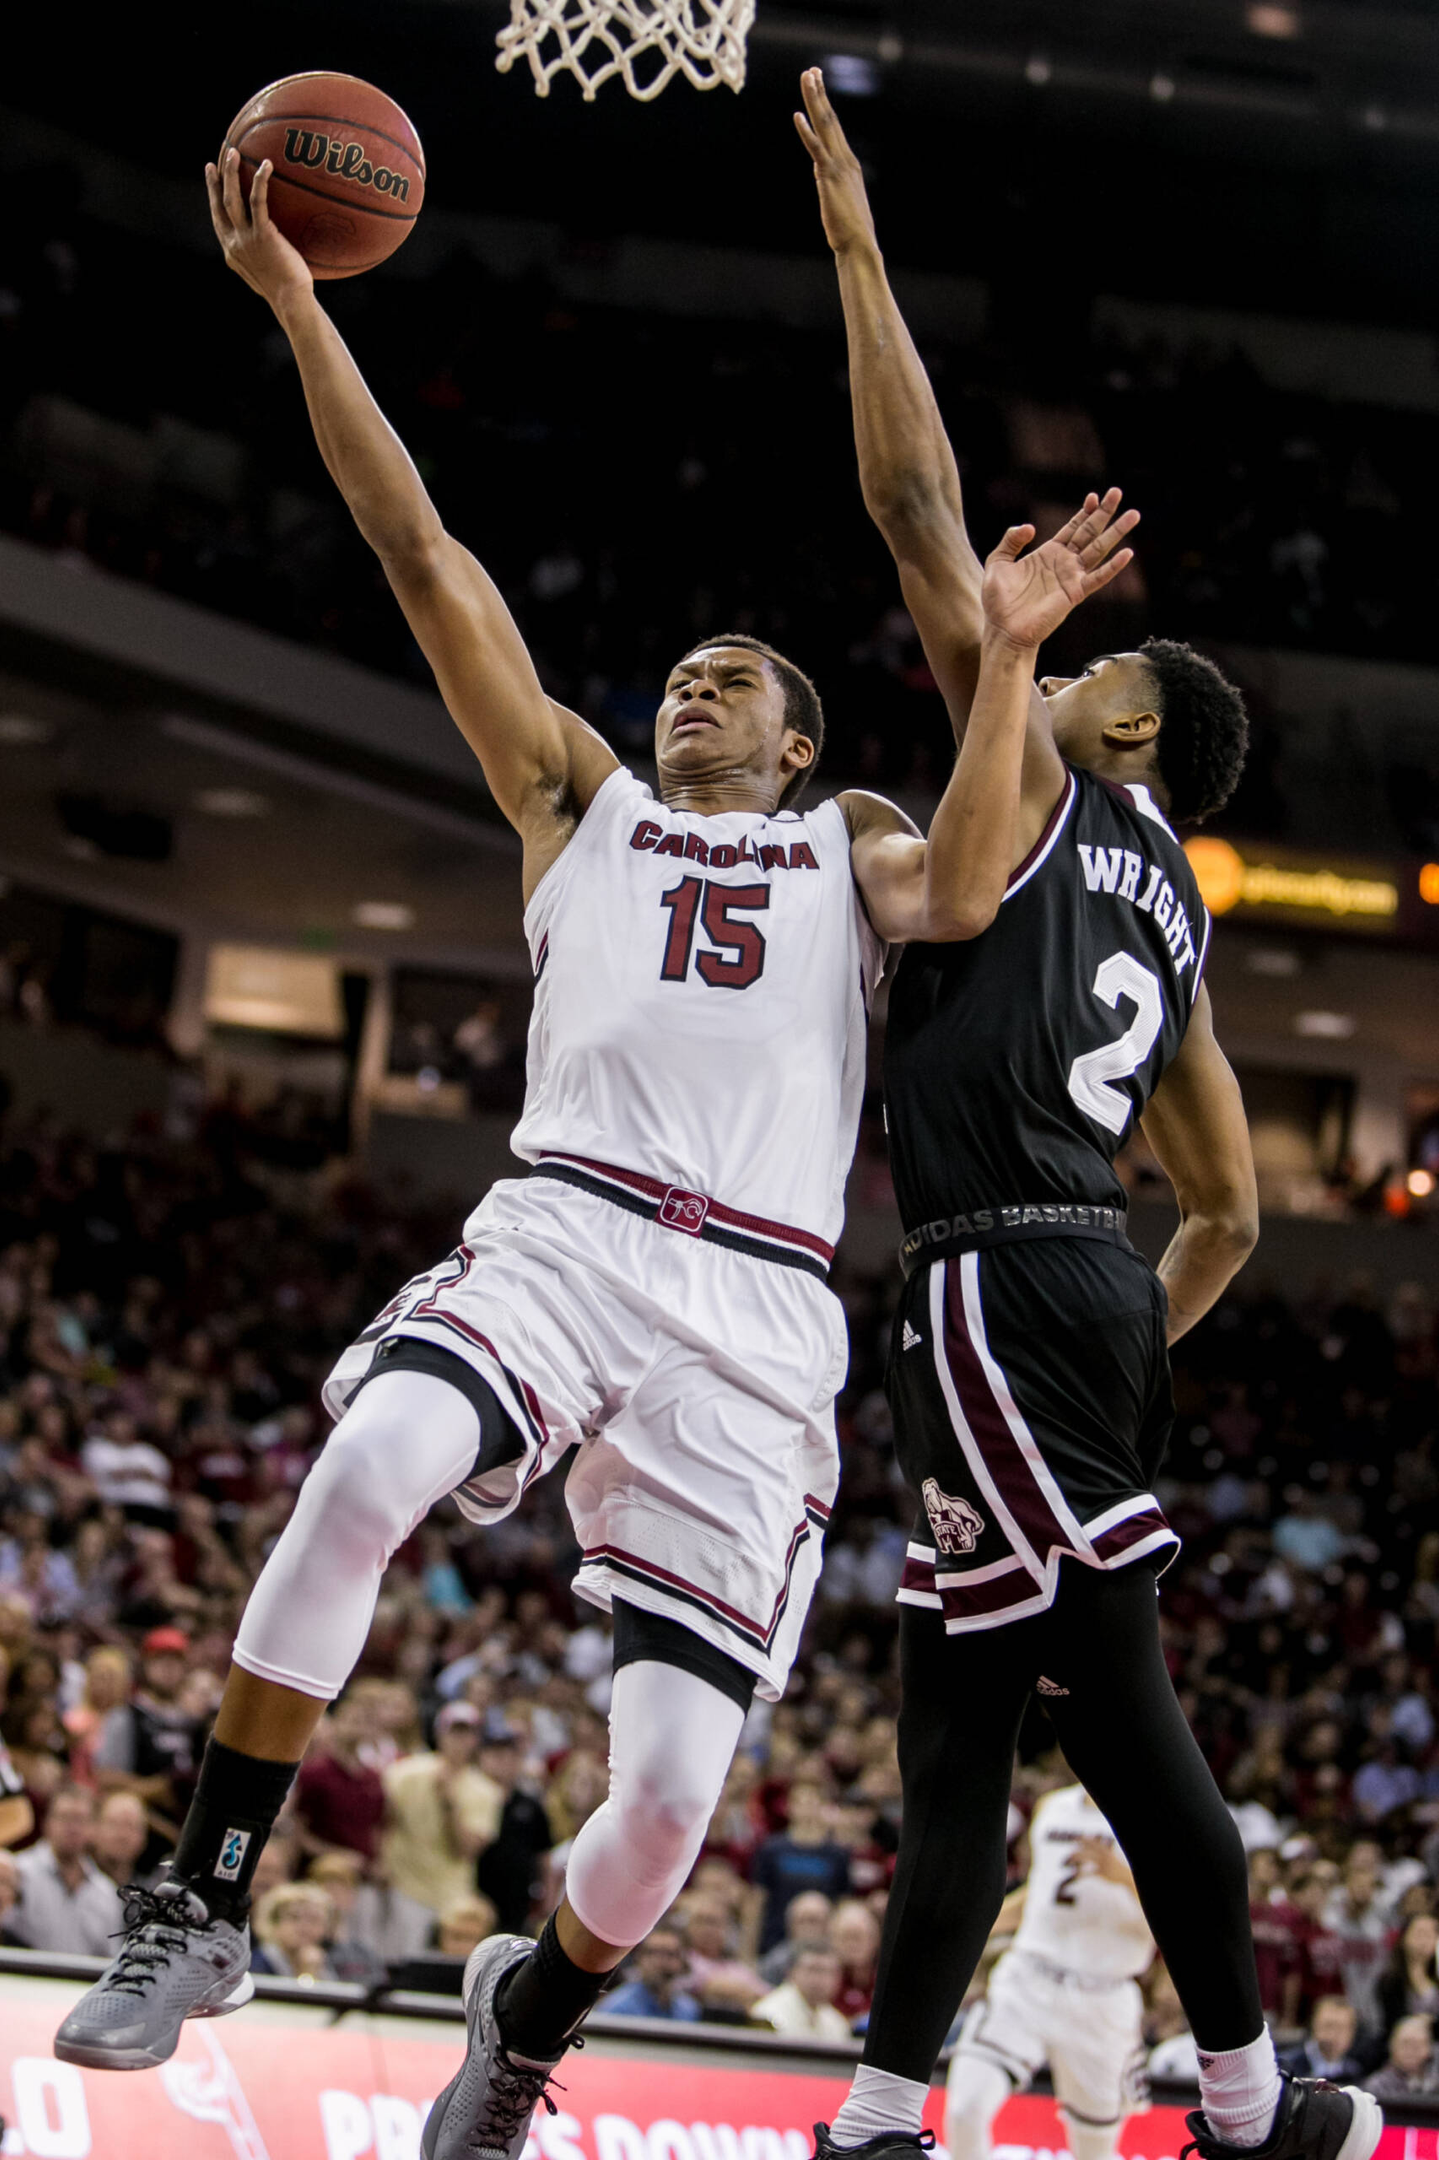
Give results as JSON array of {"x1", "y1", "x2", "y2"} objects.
[
  {"x1": 495, "y1": 1916, "x2": 611, "y2": 2059},
  {"x1": 171, "y1": 1738, "x2": 300, "y2": 1922}
]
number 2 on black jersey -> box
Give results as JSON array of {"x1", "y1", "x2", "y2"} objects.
[
  {"x1": 659, "y1": 877, "x2": 769, "y2": 990},
  {"x1": 1067, "y1": 950, "x2": 1165, "y2": 1135}
]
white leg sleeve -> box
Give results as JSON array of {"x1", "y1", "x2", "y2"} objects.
[
  {"x1": 563, "y1": 1660, "x2": 744, "y2": 1948},
  {"x1": 233, "y1": 1370, "x2": 481, "y2": 1700},
  {"x1": 1060, "y1": 2119, "x2": 1125, "y2": 2160},
  {"x1": 945, "y1": 2055, "x2": 1013, "y2": 2160}
]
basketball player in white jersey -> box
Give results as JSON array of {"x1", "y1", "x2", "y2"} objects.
[
  {"x1": 55, "y1": 146, "x2": 1137, "y2": 2159},
  {"x1": 947, "y1": 1784, "x2": 1154, "y2": 2160}
]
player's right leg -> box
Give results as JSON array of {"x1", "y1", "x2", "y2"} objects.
[
  {"x1": 54, "y1": 1355, "x2": 521, "y2": 2070},
  {"x1": 944, "y1": 2051, "x2": 1016, "y2": 2160},
  {"x1": 1047, "y1": 1986, "x2": 1147, "y2": 2160},
  {"x1": 943, "y1": 1971, "x2": 1048, "y2": 2160},
  {"x1": 944, "y1": 1955, "x2": 1049, "y2": 2160},
  {"x1": 1036, "y1": 1564, "x2": 1381, "y2": 2160},
  {"x1": 421, "y1": 1611, "x2": 753, "y2": 2160}
]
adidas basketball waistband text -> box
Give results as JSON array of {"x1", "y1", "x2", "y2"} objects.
[{"x1": 899, "y1": 1201, "x2": 1131, "y2": 1277}]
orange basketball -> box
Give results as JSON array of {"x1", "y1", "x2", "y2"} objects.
[{"x1": 222, "y1": 72, "x2": 425, "y2": 280}]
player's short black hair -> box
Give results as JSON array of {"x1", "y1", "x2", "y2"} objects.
[
  {"x1": 680, "y1": 634, "x2": 824, "y2": 809},
  {"x1": 1140, "y1": 637, "x2": 1249, "y2": 826}
]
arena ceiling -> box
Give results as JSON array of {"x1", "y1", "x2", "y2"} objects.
[
  {"x1": 0, "y1": 661, "x2": 528, "y2": 975},
  {"x1": 16, "y1": 0, "x2": 1439, "y2": 324}
]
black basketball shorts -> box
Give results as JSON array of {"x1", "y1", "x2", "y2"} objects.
[{"x1": 888, "y1": 1236, "x2": 1178, "y2": 1634}]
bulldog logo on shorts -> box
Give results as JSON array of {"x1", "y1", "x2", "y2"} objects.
[{"x1": 922, "y1": 1478, "x2": 985, "y2": 1556}]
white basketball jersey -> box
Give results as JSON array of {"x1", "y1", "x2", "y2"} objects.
[
  {"x1": 1012, "y1": 1784, "x2": 1155, "y2": 1983},
  {"x1": 509, "y1": 767, "x2": 885, "y2": 1248}
]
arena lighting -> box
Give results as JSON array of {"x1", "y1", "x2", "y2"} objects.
[
  {"x1": 821, "y1": 52, "x2": 880, "y2": 95},
  {"x1": 1245, "y1": 2, "x2": 1302, "y2": 37},
  {"x1": 0, "y1": 712, "x2": 52, "y2": 745},
  {"x1": 1293, "y1": 1010, "x2": 1357, "y2": 1039},
  {"x1": 1185, "y1": 836, "x2": 1398, "y2": 923},
  {"x1": 1420, "y1": 863, "x2": 1439, "y2": 905},
  {"x1": 204, "y1": 946, "x2": 345, "y2": 1038},
  {"x1": 1150, "y1": 72, "x2": 1177, "y2": 102},
  {"x1": 193, "y1": 788, "x2": 268, "y2": 818},
  {"x1": 1408, "y1": 1169, "x2": 1436, "y2": 1199},
  {"x1": 353, "y1": 901, "x2": 415, "y2": 930},
  {"x1": 1245, "y1": 948, "x2": 1301, "y2": 977},
  {"x1": 1024, "y1": 54, "x2": 1052, "y2": 86}
]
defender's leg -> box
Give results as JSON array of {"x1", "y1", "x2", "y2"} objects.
[
  {"x1": 1036, "y1": 1562, "x2": 1378, "y2": 2160},
  {"x1": 823, "y1": 1605, "x2": 1036, "y2": 2150},
  {"x1": 1033, "y1": 1564, "x2": 1273, "y2": 2130}
]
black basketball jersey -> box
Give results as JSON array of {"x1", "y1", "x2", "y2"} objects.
[{"x1": 883, "y1": 765, "x2": 1211, "y2": 1242}]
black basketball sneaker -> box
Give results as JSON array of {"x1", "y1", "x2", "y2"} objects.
[
  {"x1": 812, "y1": 2127, "x2": 935, "y2": 2160},
  {"x1": 1182, "y1": 2076, "x2": 1382, "y2": 2160}
]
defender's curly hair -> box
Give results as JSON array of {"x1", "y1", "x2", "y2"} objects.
[
  {"x1": 680, "y1": 634, "x2": 824, "y2": 809},
  {"x1": 1141, "y1": 637, "x2": 1249, "y2": 826}
]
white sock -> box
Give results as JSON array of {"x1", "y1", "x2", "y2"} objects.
[
  {"x1": 1198, "y1": 2030, "x2": 1283, "y2": 2149},
  {"x1": 831, "y1": 2066, "x2": 931, "y2": 2145}
]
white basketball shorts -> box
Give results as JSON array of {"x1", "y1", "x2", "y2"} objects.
[
  {"x1": 953, "y1": 1948, "x2": 1150, "y2": 2127},
  {"x1": 324, "y1": 1167, "x2": 848, "y2": 1702}
]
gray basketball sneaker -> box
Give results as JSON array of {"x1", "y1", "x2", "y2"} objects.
[
  {"x1": 422, "y1": 1933, "x2": 572, "y2": 2160},
  {"x1": 54, "y1": 1880, "x2": 254, "y2": 2071}
]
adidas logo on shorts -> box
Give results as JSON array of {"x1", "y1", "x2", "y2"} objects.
[
  {"x1": 1036, "y1": 1676, "x2": 1070, "y2": 1697},
  {"x1": 901, "y1": 1320, "x2": 922, "y2": 1352}
]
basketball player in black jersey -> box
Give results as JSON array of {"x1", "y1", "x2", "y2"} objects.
[{"x1": 797, "y1": 69, "x2": 1380, "y2": 2160}]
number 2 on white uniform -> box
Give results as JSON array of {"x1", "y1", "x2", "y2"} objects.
[{"x1": 1067, "y1": 951, "x2": 1164, "y2": 1136}]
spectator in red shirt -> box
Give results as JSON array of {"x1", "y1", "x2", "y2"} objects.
[
  {"x1": 1248, "y1": 1846, "x2": 1302, "y2": 2023},
  {"x1": 293, "y1": 1691, "x2": 385, "y2": 1866},
  {"x1": 830, "y1": 1896, "x2": 881, "y2": 2026},
  {"x1": 1289, "y1": 1867, "x2": 1348, "y2": 2020}
]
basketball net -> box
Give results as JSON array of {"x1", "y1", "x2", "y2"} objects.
[{"x1": 495, "y1": 0, "x2": 755, "y2": 101}]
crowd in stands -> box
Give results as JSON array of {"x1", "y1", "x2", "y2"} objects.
[
  {"x1": 11, "y1": 175, "x2": 1439, "y2": 834},
  {"x1": 1, "y1": 1105, "x2": 1438, "y2": 2092}
]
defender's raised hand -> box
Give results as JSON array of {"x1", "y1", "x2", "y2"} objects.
[
  {"x1": 205, "y1": 149, "x2": 313, "y2": 312},
  {"x1": 982, "y1": 489, "x2": 1140, "y2": 652},
  {"x1": 794, "y1": 66, "x2": 879, "y2": 258}
]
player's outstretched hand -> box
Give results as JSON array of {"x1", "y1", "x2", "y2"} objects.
[
  {"x1": 205, "y1": 150, "x2": 314, "y2": 312},
  {"x1": 982, "y1": 489, "x2": 1140, "y2": 652},
  {"x1": 794, "y1": 67, "x2": 879, "y2": 258}
]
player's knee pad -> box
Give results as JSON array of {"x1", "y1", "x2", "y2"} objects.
[
  {"x1": 301, "y1": 1370, "x2": 481, "y2": 1565},
  {"x1": 612, "y1": 1736, "x2": 721, "y2": 1868},
  {"x1": 945, "y1": 2054, "x2": 1012, "y2": 2160},
  {"x1": 233, "y1": 1371, "x2": 483, "y2": 1701},
  {"x1": 564, "y1": 1662, "x2": 745, "y2": 1944}
]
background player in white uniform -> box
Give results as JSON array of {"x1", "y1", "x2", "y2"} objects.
[
  {"x1": 948, "y1": 1785, "x2": 1154, "y2": 2160},
  {"x1": 56, "y1": 124, "x2": 1140, "y2": 2160}
]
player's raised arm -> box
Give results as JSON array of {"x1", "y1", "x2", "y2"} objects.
[
  {"x1": 794, "y1": 71, "x2": 978, "y2": 693},
  {"x1": 1139, "y1": 984, "x2": 1259, "y2": 1341},
  {"x1": 205, "y1": 152, "x2": 616, "y2": 891},
  {"x1": 846, "y1": 495, "x2": 1136, "y2": 942}
]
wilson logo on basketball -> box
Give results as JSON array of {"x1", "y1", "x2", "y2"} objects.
[{"x1": 282, "y1": 130, "x2": 412, "y2": 201}]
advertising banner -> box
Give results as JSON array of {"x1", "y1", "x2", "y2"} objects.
[{"x1": 0, "y1": 1991, "x2": 1427, "y2": 2160}]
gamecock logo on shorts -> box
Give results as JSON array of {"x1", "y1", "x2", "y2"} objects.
[
  {"x1": 922, "y1": 1478, "x2": 986, "y2": 1556},
  {"x1": 659, "y1": 1187, "x2": 710, "y2": 1235}
]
